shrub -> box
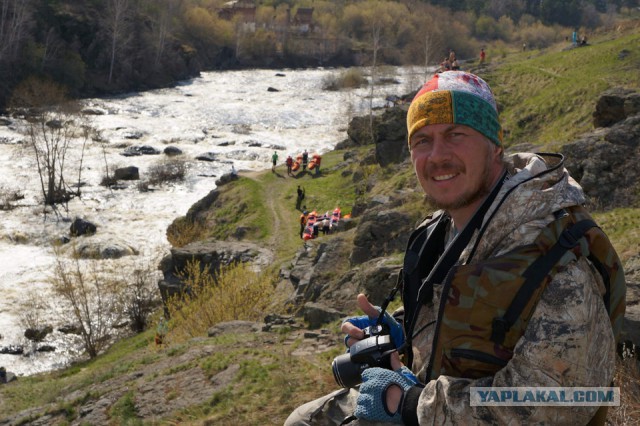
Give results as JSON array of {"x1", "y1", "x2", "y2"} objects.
[
  {"x1": 0, "y1": 186, "x2": 24, "y2": 210},
  {"x1": 322, "y1": 68, "x2": 368, "y2": 90},
  {"x1": 145, "y1": 158, "x2": 187, "y2": 186},
  {"x1": 166, "y1": 260, "x2": 276, "y2": 342},
  {"x1": 166, "y1": 217, "x2": 207, "y2": 247}
]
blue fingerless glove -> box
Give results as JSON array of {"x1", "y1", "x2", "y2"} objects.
[
  {"x1": 355, "y1": 366, "x2": 419, "y2": 423},
  {"x1": 344, "y1": 309, "x2": 405, "y2": 349}
]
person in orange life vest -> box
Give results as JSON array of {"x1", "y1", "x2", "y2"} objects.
[
  {"x1": 299, "y1": 210, "x2": 308, "y2": 239},
  {"x1": 312, "y1": 154, "x2": 322, "y2": 176}
]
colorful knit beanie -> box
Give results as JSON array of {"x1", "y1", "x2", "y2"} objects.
[{"x1": 407, "y1": 71, "x2": 503, "y2": 146}]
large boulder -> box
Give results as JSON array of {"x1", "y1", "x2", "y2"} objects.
[
  {"x1": 67, "y1": 234, "x2": 139, "y2": 259},
  {"x1": 562, "y1": 114, "x2": 640, "y2": 208},
  {"x1": 593, "y1": 88, "x2": 639, "y2": 128},
  {"x1": 350, "y1": 209, "x2": 414, "y2": 265},
  {"x1": 374, "y1": 107, "x2": 409, "y2": 166}
]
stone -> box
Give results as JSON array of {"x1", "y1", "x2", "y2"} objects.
[
  {"x1": 70, "y1": 217, "x2": 97, "y2": 237},
  {"x1": 114, "y1": 166, "x2": 139, "y2": 180}
]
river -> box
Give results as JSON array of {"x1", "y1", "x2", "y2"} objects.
[{"x1": 0, "y1": 66, "x2": 424, "y2": 376}]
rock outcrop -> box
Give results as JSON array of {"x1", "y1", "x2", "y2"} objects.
[
  {"x1": 158, "y1": 240, "x2": 274, "y2": 303},
  {"x1": 562, "y1": 89, "x2": 640, "y2": 208}
]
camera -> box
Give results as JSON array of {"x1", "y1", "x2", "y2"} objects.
[{"x1": 332, "y1": 324, "x2": 396, "y2": 388}]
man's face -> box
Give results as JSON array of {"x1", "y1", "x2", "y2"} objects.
[{"x1": 410, "y1": 123, "x2": 503, "y2": 221}]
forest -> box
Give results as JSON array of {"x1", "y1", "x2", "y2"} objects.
[{"x1": 1, "y1": 0, "x2": 639, "y2": 110}]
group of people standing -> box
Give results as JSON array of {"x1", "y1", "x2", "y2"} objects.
[
  {"x1": 299, "y1": 207, "x2": 341, "y2": 240},
  {"x1": 272, "y1": 149, "x2": 322, "y2": 177}
]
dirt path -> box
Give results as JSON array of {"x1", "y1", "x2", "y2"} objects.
[{"x1": 239, "y1": 169, "x2": 288, "y2": 250}]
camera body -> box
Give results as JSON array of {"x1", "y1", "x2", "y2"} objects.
[{"x1": 332, "y1": 324, "x2": 396, "y2": 388}]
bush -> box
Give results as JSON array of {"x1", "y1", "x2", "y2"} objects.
[
  {"x1": 145, "y1": 158, "x2": 187, "y2": 186},
  {"x1": 0, "y1": 186, "x2": 24, "y2": 210},
  {"x1": 166, "y1": 217, "x2": 207, "y2": 247},
  {"x1": 166, "y1": 260, "x2": 276, "y2": 342},
  {"x1": 322, "y1": 68, "x2": 368, "y2": 90}
]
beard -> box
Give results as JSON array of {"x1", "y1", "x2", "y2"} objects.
[{"x1": 424, "y1": 149, "x2": 497, "y2": 211}]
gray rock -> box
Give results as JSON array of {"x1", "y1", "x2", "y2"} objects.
[
  {"x1": 121, "y1": 145, "x2": 160, "y2": 156},
  {"x1": 164, "y1": 146, "x2": 183, "y2": 156},
  {"x1": 114, "y1": 166, "x2": 139, "y2": 180},
  {"x1": 593, "y1": 87, "x2": 636, "y2": 128},
  {"x1": 302, "y1": 302, "x2": 344, "y2": 329},
  {"x1": 70, "y1": 217, "x2": 97, "y2": 237}
]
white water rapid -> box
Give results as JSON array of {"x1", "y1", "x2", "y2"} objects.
[{"x1": 0, "y1": 67, "x2": 423, "y2": 376}]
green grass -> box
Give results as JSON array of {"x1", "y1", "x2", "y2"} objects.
[
  {"x1": 487, "y1": 27, "x2": 640, "y2": 148},
  {"x1": 593, "y1": 208, "x2": 640, "y2": 262}
]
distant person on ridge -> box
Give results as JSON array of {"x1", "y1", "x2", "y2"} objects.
[
  {"x1": 286, "y1": 71, "x2": 625, "y2": 425},
  {"x1": 479, "y1": 48, "x2": 486, "y2": 66},
  {"x1": 272, "y1": 151, "x2": 279, "y2": 172}
]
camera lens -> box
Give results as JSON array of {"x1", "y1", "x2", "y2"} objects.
[{"x1": 332, "y1": 353, "x2": 364, "y2": 388}]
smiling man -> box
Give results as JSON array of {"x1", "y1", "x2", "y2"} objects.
[{"x1": 285, "y1": 71, "x2": 625, "y2": 425}]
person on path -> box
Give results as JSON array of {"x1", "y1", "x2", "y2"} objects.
[
  {"x1": 296, "y1": 185, "x2": 305, "y2": 210},
  {"x1": 286, "y1": 71, "x2": 625, "y2": 426},
  {"x1": 299, "y1": 210, "x2": 308, "y2": 239},
  {"x1": 479, "y1": 48, "x2": 486, "y2": 66},
  {"x1": 302, "y1": 150, "x2": 309, "y2": 172},
  {"x1": 313, "y1": 154, "x2": 322, "y2": 176},
  {"x1": 286, "y1": 155, "x2": 293, "y2": 176},
  {"x1": 272, "y1": 151, "x2": 279, "y2": 172}
]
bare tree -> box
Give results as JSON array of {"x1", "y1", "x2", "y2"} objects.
[
  {"x1": 423, "y1": 27, "x2": 443, "y2": 80},
  {"x1": 106, "y1": 0, "x2": 132, "y2": 85},
  {"x1": 146, "y1": 0, "x2": 178, "y2": 70},
  {"x1": 0, "y1": 0, "x2": 32, "y2": 62},
  {"x1": 51, "y1": 252, "x2": 126, "y2": 358},
  {"x1": 10, "y1": 77, "x2": 88, "y2": 208}
]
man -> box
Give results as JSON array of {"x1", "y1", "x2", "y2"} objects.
[
  {"x1": 272, "y1": 151, "x2": 279, "y2": 172},
  {"x1": 287, "y1": 155, "x2": 294, "y2": 176},
  {"x1": 296, "y1": 185, "x2": 305, "y2": 210},
  {"x1": 285, "y1": 71, "x2": 624, "y2": 425}
]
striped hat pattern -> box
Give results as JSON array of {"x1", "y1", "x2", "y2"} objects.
[{"x1": 407, "y1": 71, "x2": 503, "y2": 146}]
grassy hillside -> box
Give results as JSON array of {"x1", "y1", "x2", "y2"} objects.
[
  {"x1": 1, "y1": 24, "x2": 639, "y2": 425},
  {"x1": 486, "y1": 24, "x2": 640, "y2": 149}
]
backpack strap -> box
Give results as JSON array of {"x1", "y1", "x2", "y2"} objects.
[{"x1": 491, "y1": 211, "x2": 598, "y2": 344}]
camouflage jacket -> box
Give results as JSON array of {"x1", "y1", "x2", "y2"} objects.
[{"x1": 409, "y1": 153, "x2": 616, "y2": 425}]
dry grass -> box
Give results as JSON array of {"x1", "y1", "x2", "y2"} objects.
[
  {"x1": 166, "y1": 217, "x2": 207, "y2": 247},
  {"x1": 608, "y1": 355, "x2": 640, "y2": 425},
  {"x1": 166, "y1": 260, "x2": 277, "y2": 342}
]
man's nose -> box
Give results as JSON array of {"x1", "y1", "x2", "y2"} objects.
[{"x1": 428, "y1": 137, "x2": 452, "y2": 162}]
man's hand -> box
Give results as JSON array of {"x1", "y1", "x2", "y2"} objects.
[
  {"x1": 355, "y1": 364, "x2": 419, "y2": 423},
  {"x1": 341, "y1": 294, "x2": 405, "y2": 349}
]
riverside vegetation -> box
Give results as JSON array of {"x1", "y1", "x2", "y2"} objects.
[{"x1": 1, "y1": 23, "x2": 640, "y2": 425}]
